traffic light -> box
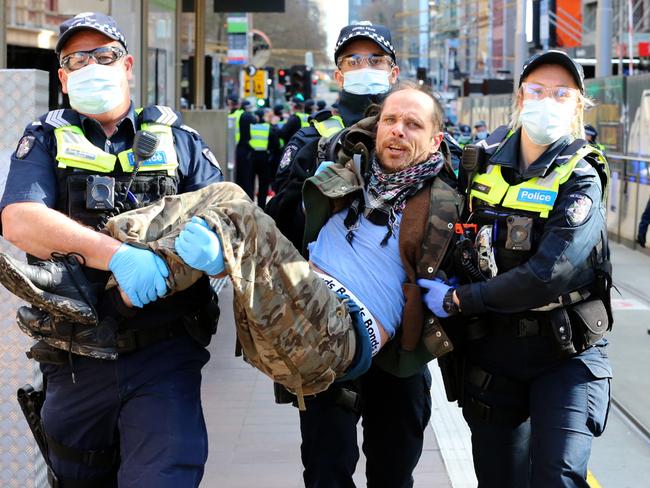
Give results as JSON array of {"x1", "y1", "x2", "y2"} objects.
[
  {"x1": 278, "y1": 67, "x2": 292, "y2": 98},
  {"x1": 289, "y1": 64, "x2": 312, "y2": 100}
]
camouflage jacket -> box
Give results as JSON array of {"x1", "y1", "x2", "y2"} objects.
[{"x1": 302, "y1": 159, "x2": 464, "y2": 377}]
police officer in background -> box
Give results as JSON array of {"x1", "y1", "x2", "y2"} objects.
[
  {"x1": 304, "y1": 98, "x2": 316, "y2": 116},
  {"x1": 234, "y1": 99, "x2": 259, "y2": 199},
  {"x1": 473, "y1": 119, "x2": 490, "y2": 142},
  {"x1": 457, "y1": 124, "x2": 473, "y2": 147},
  {"x1": 584, "y1": 124, "x2": 606, "y2": 153},
  {"x1": 248, "y1": 108, "x2": 280, "y2": 207},
  {"x1": 277, "y1": 94, "x2": 310, "y2": 144},
  {"x1": 268, "y1": 22, "x2": 435, "y2": 488},
  {"x1": 419, "y1": 50, "x2": 612, "y2": 488},
  {"x1": 0, "y1": 13, "x2": 223, "y2": 487}
]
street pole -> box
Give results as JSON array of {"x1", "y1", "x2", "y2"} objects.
[
  {"x1": 514, "y1": 0, "x2": 528, "y2": 91},
  {"x1": 194, "y1": 0, "x2": 206, "y2": 108},
  {"x1": 596, "y1": 0, "x2": 613, "y2": 77},
  {"x1": 1, "y1": 0, "x2": 7, "y2": 69},
  {"x1": 627, "y1": 0, "x2": 635, "y2": 76}
]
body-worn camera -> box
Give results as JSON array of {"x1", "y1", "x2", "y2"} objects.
[
  {"x1": 505, "y1": 215, "x2": 533, "y2": 251},
  {"x1": 86, "y1": 175, "x2": 115, "y2": 210}
]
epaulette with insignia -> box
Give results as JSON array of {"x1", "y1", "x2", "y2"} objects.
[
  {"x1": 39, "y1": 109, "x2": 79, "y2": 132},
  {"x1": 140, "y1": 105, "x2": 183, "y2": 128}
]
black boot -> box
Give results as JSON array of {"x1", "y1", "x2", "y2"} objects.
[
  {"x1": 0, "y1": 252, "x2": 100, "y2": 325},
  {"x1": 17, "y1": 306, "x2": 118, "y2": 360}
]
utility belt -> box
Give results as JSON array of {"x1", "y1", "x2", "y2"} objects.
[
  {"x1": 115, "y1": 322, "x2": 189, "y2": 354},
  {"x1": 466, "y1": 298, "x2": 609, "y2": 356}
]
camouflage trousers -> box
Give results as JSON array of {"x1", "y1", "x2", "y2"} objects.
[{"x1": 105, "y1": 182, "x2": 356, "y2": 401}]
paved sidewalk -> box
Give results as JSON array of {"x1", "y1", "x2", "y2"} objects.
[{"x1": 200, "y1": 281, "x2": 453, "y2": 488}]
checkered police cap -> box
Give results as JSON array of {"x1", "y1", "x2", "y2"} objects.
[
  {"x1": 334, "y1": 22, "x2": 396, "y2": 64},
  {"x1": 56, "y1": 12, "x2": 128, "y2": 55},
  {"x1": 520, "y1": 50, "x2": 585, "y2": 94}
]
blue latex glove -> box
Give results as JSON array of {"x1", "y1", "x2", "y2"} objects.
[
  {"x1": 416, "y1": 278, "x2": 453, "y2": 318},
  {"x1": 175, "y1": 216, "x2": 225, "y2": 276},
  {"x1": 109, "y1": 243, "x2": 169, "y2": 308},
  {"x1": 314, "y1": 160, "x2": 334, "y2": 176}
]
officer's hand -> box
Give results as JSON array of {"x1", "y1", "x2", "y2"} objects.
[
  {"x1": 416, "y1": 278, "x2": 453, "y2": 318},
  {"x1": 314, "y1": 160, "x2": 334, "y2": 176},
  {"x1": 109, "y1": 244, "x2": 169, "y2": 308},
  {"x1": 175, "y1": 217, "x2": 225, "y2": 276}
]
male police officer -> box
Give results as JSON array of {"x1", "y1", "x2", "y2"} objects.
[
  {"x1": 266, "y1": 23, "x2": 435, "y2": 488},
  {"x1": 0, "y1": 13, "x2": 222, "y2": 487},
  {"x1": 234, "y1": 99, "x2": 259, "y2": 199},
  {"x1": 277, "y1": 94, "x2": 310, "y2": 145}
]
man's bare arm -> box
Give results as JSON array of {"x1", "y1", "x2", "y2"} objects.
[{"x1": 2, "y1": 202, "x2": 121, "y2": 270}]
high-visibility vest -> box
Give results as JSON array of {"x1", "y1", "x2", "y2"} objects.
[
  {"x1": 296, "y1": 112, "x2": 310, "y2": 128},
  {"x1": 228, "y1": 108, "x2": 244, "y2": 143},
  {"x1": 312, "y1": 115, "x2": 344, "y2": 138},
  {"x1": 470, "y1": 137, "x2": 608, "y2": 218},
  {"x1": 249, "y1": 122, "x2": 271, "y2": 151},
  {"x1": 54, "y1": 109, "x2": 178, "y2": 176}
]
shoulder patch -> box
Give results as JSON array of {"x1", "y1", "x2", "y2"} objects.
[
  {"x1": 141, "y1": 105, "x2": 182, "y2": 127},
  {"x1": 202, "y1": 147, "x2": 221, "y2": 170},
  {"x1": 279, "y1": 144, "x2": 298, "y2": 172},
  {"x1": 15, "y1": 135, "x2": 35, "y2": 159},
  {"x1": 41, "y1": 109, "x2": 77, "y2": 130},
  {"x1": 565, "y1": 193, "x2": 593, "y2": 226}
]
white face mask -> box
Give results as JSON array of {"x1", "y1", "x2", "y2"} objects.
[
  {"x1": 519, "y1": 98, "x2": 575, "y2": 146},
  {"x1": 66, "y1": 63, "x2": 125, "y2": 115},
  {"x1": 343, "y1": 68, "x2": 391, "y2": 95}
]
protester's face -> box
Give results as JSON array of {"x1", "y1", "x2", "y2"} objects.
[
  {"x1": 376, "y1": 89, "x2": 443, "y2": 173},
  {"x1": 334, "y1": 39, "x2": 399, "y2": 88},
  {"x1": 58, "y1": 30, "x2": 133, "y2": 97}
]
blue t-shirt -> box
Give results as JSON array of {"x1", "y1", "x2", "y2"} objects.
[{"x1": 308, "y1": 211, "x2": 405, "y2": 337}]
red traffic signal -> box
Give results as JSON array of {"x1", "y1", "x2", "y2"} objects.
[{"x1": 278, "y1": 69, "x2": 286, "y2": 77}]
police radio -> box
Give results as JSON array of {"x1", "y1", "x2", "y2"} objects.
[
  {"x1": 123, "y1": 130, "x2": 160, "y2": 203},
  {"x1": 459, "y1": 144, "x2": 487, "y2": 197}
]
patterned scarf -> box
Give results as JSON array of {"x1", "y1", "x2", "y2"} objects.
[{"x1": 344, "y1": 152, "x2": 444, "y2": 246}]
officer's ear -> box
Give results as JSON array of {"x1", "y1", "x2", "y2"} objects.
[
  {"x1": 123, "y1": 54, "x2": 134, "y2": 81},
  {"x1": 58, "y1": 67, "x2": 69, "y2": 94},
  {"x1": 388, "y1": 64, "x2": 400, "y2": 84},
  {"x1": 334, "y1": 68, "x2": 344, "y2": 89}
]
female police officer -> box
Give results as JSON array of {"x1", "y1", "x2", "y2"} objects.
[{"x1": 418, "y1": 50, "x2": 613, "y2": 487}]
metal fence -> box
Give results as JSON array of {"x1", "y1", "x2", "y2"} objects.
[
  {"x1": 606, "y1": 153, "x2": 650, "y2": 249},
  {"x1": 0, "y1": 69, "x2": 50, "y2": 488}
]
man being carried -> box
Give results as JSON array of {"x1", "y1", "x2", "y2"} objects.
[{"x1": 1, "y1": 84, "x2": 460, "y2": 409}]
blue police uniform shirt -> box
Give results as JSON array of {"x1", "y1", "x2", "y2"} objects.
[
  {"x1": 308, "y1": 211, "x2": 406, "y2": 338},
  {"x1": 457, "y1": 128, "x2": 606, "y2": 315},
  {"x1": 0, "y1": 103, "x2": 223, "y2": 213}
]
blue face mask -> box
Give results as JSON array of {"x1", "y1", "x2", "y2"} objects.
[
  {"x1": 343, "y1": 68, "x2": 391, "y2": 95},
  {"x1": 519, "y1": 98, "x2": 574, "y2": 146},
  {"x1": 66, "y1": 63, "x2": 125, "y2": 115}
]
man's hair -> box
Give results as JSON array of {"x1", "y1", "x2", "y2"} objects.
[{"x1": 378, "y1": 81, "x2": 445, "y2": 131}]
